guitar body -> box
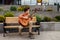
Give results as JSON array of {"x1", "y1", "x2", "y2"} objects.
[{"x1": 19, "y1": 18, "x2": 29, "y2": 27}]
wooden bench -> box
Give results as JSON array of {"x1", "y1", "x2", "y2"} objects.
[{"x1": 3, "y1": 17, "x2": 40, "y2": 37}]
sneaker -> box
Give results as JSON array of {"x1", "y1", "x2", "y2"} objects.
[{"x1": 29, "y1": 33, "x2": 35, "y2": 39}]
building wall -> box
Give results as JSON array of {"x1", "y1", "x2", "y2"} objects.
[{"x1": 0, "y1": 0, "x2": 60, "y2": 5}]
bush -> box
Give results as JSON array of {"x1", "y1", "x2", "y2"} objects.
[
  {"x1": 46, "y1": 8, "x2": 53, "y2": 11},
  {"x1": 17, "y1": 7, "x2": 24, "y2": 11},
  {"x1": 0, "y1": 8, "x2": 3, "y2": 11},
  {"x1": 34, "y1": 14, "x2": 42, "y2": 25},
  {"x1": 4, "y1": 11, "x2": 14, "y2": 17},
  {"x1": 0, "y1": 15, "x2": 5, "y2": 22},
  {"x1": 17, "y1": 5, "x2": 30, "y2": 11},
  {"x1": 36, "y1": 14, "x2": 41, "y2": 22},
  {"x1": 43, "y1": 16, "x2": 52, "y2": 22},
  {"x1": 10, "y1": 6, "x2": 17, "y2": 11},
  {"x1": 22, "y1": 5, "x2": 30, "y2": 8},
  {"x1": 52, "y1": 18, "x2": 59, "y2": 22},
  {"x1": 55, "y1": 16, "x2": 60, "y2": 21}
]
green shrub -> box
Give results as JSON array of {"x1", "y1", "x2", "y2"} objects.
[
  {"x1": 52, "y1": 18, "x2": 59, "y2": 22},
  {"x1": 10, "y1": 6, "x2": 17, "y2": 11},
  {"x1": 17, "y1": 7, "x2": 24, "y2": 11},
  {"x1": 0, "y1": 8, "x2": 3, "y2": 11},
  {"x1": 21, "y1": 5, "x2": 30, "y2": 8},
  {"x1": 0, "y1": 15, "x2": 5, "y2": 22},
  {"x1": 36, "y1": 14, "x2": 41, "y2": 22},
  {"x1": 46, "y1": 8, "x2": 53, "y2": 11},
  {"x1": 17, "y1": 5, "x2": 30, "y2": 11},
  {"x1": 43, "y1": 16, "x2": 52, "y2": 22},
  {"x1": 55, "y1": 16, "x2": 60, "y2": 21},
  {"x1": 4, "y1": 11, "x2": 14, "y2": 17}
]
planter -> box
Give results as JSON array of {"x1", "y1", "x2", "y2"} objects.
[
  {"x1": 54, "y1": 22, "x2": 60, "y2": 31},
  {"x1": 0, "y1": 23, "x2": 4, "y2": 33},
  {"x1": 40, "y1": 22, "x2": 60, "y2": 31}
]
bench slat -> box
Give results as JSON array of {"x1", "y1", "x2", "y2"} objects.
[
  {"x1": 4, "y1": 26, "x2": 19, "y2": 28},
  {"x1": 4, "y1": 25, "x2": 40, "y2": 28},
  {"x1": 5, "y1": 17, "x2": 18, "y2": 23}
]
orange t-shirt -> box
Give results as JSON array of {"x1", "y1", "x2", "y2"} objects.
[{"x1": 18, "y1": 13, "x2": 31, "y2": 23}]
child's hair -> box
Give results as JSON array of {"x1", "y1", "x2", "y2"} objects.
[{"x1": 24, "y1": 7, "x2": 30, "y2": 12}]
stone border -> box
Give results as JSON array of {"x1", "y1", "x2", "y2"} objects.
[{"x1": 40, "y1": 22, "x2": 60, "y2": 31}]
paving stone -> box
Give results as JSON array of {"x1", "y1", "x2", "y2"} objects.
[{"x1": 0, "y1": 31, "x2": 60, "y2": 40}]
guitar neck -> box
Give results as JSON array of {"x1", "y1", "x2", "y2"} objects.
[{"x1": 30, "y1": 12, "x2": 36, "y2": 17}]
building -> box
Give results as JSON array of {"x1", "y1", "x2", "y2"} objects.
[
  {"x1": 0, "y1": 0, "x2": 21, "y2": 5},
  {"x1": 0, "y1": 0, "x2": 60, "y2": 5},
  {"x1": 0, "y1": 0, "x2": 42, "y2": 5}
]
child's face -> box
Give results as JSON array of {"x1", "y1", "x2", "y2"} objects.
[{"x1": 26, "y1": 9, "x2": 29, "y2": 13}]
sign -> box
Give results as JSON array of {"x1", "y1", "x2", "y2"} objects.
[{"x1": 37, "y1": 0, "x2": 42, "y2": 3}]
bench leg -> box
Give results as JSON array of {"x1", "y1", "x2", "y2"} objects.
[
  {"x1": 38, "y1": 28, "x2": 40, "y2": 35},
  {"x1": 3, "y1": 28, "x2": 6, "y2": 37},
  {"x1": 3, "y1": 33, "x2": 5, "y2": 37}
]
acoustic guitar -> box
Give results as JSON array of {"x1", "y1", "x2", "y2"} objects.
[{"x1": 18, "y1": 12, "x2": 36, "y2": 27}]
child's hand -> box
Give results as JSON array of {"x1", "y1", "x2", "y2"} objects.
[{"x1": 23, "y1": 17, "x2": 28, "y2": 19}]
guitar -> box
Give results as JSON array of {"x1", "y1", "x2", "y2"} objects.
[{"x1": 18, "y1": 12, "x2": 36, "y2": 27}]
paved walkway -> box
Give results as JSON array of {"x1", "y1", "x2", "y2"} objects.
[{"x1": 0, "y1": 31, "x2": 60, "y2": 40}]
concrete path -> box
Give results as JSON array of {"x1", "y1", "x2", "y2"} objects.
[{"x1": 0, "y1": 31, "x2": 60, "y2": 40}]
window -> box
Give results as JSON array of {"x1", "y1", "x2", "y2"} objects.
[
  {"x1": 48, "y1": 0, "x2": 54, "y2": 5},
  {"x1": 42, "y1": 0, "x2": 60, "y2": 5},
  {"x1": 21, "y1": 0, "x2": 30, "y2": 5},
  {"x1": 31, "y1": 0, "x2": 37, "y2": 5},
  {"x1": 42, "y1": 0, "x2": 48, "y2": 5},
  {"x1": 48, "y1": 0, "x2": 57, "y2": 5},
  {"x1": 21, "y1": 0, "x2": 24, "y2": 5},
  {"x1": 57, "y1": 0, "x2": 60, "y2": 4},
  {"x1": 16, "y1": 0, "x2": 21, "y2": 5},
  {"x1": 24, "y1": 0, "x2": 30, "y2": 5},
  {"x1": 21, "y1": 0, "x2": 36, "y2": 5}
]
